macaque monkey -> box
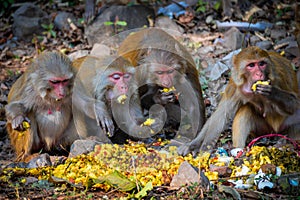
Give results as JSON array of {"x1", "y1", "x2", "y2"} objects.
[
  {"x1": 5, "y1": 51, "x2": 79, "y2": 161},
  {"x1": 72, "y1": 55, "x2": 162, "y2": 143},
  {"x1": 118, "y1": 28, "x2": 206, "y2": 143},
  {"x1": 178, "y1": 46, "x2": 300, "y2": 156}
]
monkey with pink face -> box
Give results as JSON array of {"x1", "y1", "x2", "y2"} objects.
[{"x1": 5, "y1": 51, "x2": 79, "y2": 161}]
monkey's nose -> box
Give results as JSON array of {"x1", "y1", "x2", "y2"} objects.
[{"x1": 120, "y1": 86, "x2": 128, "y2": 94}]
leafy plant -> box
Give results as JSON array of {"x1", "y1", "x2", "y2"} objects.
[
  {"x1": 41, "y1": 23, "x2": 56, "y2": 38},
  {"x1": 196, "y1": 0, "x2": 207, "y2": 13},
  {"x1": 0, "y1": 0, "x2": 14, "y2": 16},
  {"x1": 104, "y1": 16, "x2": 127, "y2": 34}
]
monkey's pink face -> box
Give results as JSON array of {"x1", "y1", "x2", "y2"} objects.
[
  {"x1": 153, "y1": 66, "x2": 175, "y2": 88},
  {"x1": 242, "y1": 60, "x2": 268, "y2": 94},
  {"x1": 109, "y1": 72, "x2": 132, "y2": 96},
  {"x1": 49, "y1": 77, "x2": 70, "y2": 101}
]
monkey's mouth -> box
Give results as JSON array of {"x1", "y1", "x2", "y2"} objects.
[
  {"x1": 160, "y1": 86, "x2": 176, "y2": 93},
  {"x1": 251, "y1": 80, "x2": 270, "y2": 92},
  {"x1": 117, "y1": 94, "x2": 127, "y2": 104}
]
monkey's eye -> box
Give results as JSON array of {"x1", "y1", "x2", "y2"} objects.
[
  {"x1": 167, "y1": 69, "x2": 174, "y2": 74},
  {"x1": 155, "y1": 71, "x2": 164, "y2": 75},
  {"x1": 258, "y1": 61, "x2": 266, "y2": 66},
  {"x1": 111, "y1": 73, "x2": 121, "y2": 80},
  {"x1": 49, "y1": 80, "x2": 60, "y2": 84},
  {"x1": 247, "y1": 63, "x2": 255, "y2": 68},
  {"x1": 123, "y1": 73, "x2": 131, "y2": 79}
]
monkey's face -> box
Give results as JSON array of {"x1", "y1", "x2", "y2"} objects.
[
  {"x1": 151, "y1": 65, "x2": 176, "y2": 88},
  {"x1": 106, "y1": 71, "x2": 133, "y2": 100},
  {"x1": 48, "y1": 77, "x2": 72, "y2": 101},
  {"x1": 241, "y1": 59, "x2": 269, "y2": 95}
]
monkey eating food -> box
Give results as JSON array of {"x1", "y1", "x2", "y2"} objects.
[
  {"x1": 72, "y1": 55, "x2": 162, "y2": 144},
  {"x1": 178, "y1": 46, "x2": 300, "y2": 156},
  {"x1": 118, "y1": 28, "x2": 206, "y2": 143},
  {"x1": 5, "y1": 51, "x2": 79, "y2": 161}
]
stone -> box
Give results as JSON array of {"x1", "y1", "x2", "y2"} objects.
[
  {"x1": 69, "y1": 139, "x2": 99, "y2": 158},
  {"x1": 26, "y1": 153, "x2": 52, "y2": 168},
  {"x1": 170, "y1": 161, "x2": 209, "y2": 188},
  {"x1": 255, "y1": 40, "x2": 273, "y2": 50},
  {"x1": 90, "y1": 43, "x2": 111, "y2": 57},
  {"x1": 222, "y1": 27, "x2": 244, "y2": 50},
  {"x1": 85, "y1": 5, "x2": 155, "y2": 46},
  {"x1": 12, "y1": 3, "x2": 50, "y2": 42},
  {"x1": 155, "y1": 16, "x2": 184, "y2": 34},
  {"x1": 54, "y1": 11, "x2": 78, "y2": 31}
]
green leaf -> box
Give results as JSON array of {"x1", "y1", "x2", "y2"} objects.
[
  {"x1": 116, "y1": 21, "x2": 127, "y2": 26},
  {"x1": 104, "y1": 21, "x2": 114, "y2": 26},
  {"x1": 41, "y1": 24, "x2": 48, "y2": 29},
  {"x1": 214, "y1": 1, "x2": 221, "y2": 10},
  {"x1": 135, "y1": 181, "x2": 153, "y2": 198},
  {"x1": 93, "y1": 170, "x2": 136, "y2": 191}
]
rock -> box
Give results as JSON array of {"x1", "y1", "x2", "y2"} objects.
[
  {"x1": 198, "y1": 46, "x2": 215, "y2": 55},
  {"x1": 222, "y1": 27, "x2": 244, "y2": 50},
  {"x1": 12, "y1": 3, "x2": 50, "y2": 42},
  {"x1": 261, "y1": 163, "x2": 276, "y2": 174},
  {"x1": 255, "y1": 40, "x2": 273, "y2": 50},
  {"x1": 85, "y1": 5, "x2": 155, "y2": 46},
  {"x1": 205, "y1": 15, "x2": 214, "y2": 24},
  {"x1": 69, "y1": 139, "x2": 99, "y2": 158},
  {"x1": 270, "y1": 28, "x2": 286, "y2": 40},
  {"x1": 68, "y1": 50, "x2": 90, "y2": 61},
  {"x1": 155, "y1": 16, "x2": 184, "y2": 34},
  {"x1": 249, "y1": 35, "x2": 261, "y2": 46},
  {"x1": 90, "y1": 43, "x2": 111, "y2": 57},
  {"x1": 209, "y1": 165, "x2": 232, "y2": 177},
  {"x1": 54, "y1": 11, "x2": 78, "y2": 31},
  {"x1": 170, "y1": 161, "x2": 209, "y2": 188},
  {"x1": 24, "y1": 177, "x2": 39, "y2": 185},
  {"x1": 26, "y1": 153, "x2": 52, "y2": 168},
  {"x1": 285, "y1": 41, "x2": 300, "y2": 57}
]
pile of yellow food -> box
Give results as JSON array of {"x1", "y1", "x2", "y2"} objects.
[{"x1": 51, "y1": 142, "x2": 300, "y2": 190}]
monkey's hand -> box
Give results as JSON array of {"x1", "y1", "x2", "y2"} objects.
[
  {"x1": 255, "y1": 84, "x2": 272, "y2": 96},
  {"x1": 154, "y1": 90, "x2": 177, "y2": 105},
  {"x1": 252, "y1": 80, "x2": 271, "y2": 96},
  {"x1": 177, "y1": 141, "x2": 200, "y2": 157},
  {"x1": 94, "y1": 103, "x2": 114, "y2": 137},
  {"x1": 11, "y1": 115, "x2": 31, "y2": 131}
]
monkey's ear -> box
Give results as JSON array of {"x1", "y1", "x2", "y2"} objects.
[{"x1": 231, "y1": 55, "x2": 244, "y2": 86}]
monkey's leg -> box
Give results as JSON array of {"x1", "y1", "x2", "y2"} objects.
[{"x1": 232, "y1": 105, "x2": 270, "y2": 148}]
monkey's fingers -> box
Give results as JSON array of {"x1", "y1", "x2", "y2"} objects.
[
  {"x1": 177, "y1": 143, "x2": 193, "y2": 156},
  {"x1": 105, "y1": 118, "x2": 115, "y2": 137},
  {"x1": 12, "y1": 115, "x2": 29, "y2": 131},
  {"x1": 255, "y1": 84, "x2": 272, "y2": 96}
]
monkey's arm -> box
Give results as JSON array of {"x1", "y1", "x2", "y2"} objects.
[
  {"x1": 5, "y1": 101, "x2": 30, "y2": 131},
  {"x1": 177, "y1": 90, "x2": 241, "y2": 156},
  {"x1": 256, "y1": 84, "x2": 299, "y2": 115}
]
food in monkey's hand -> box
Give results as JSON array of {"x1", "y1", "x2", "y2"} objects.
[
  {"x1": 141, "y1": 118, "x2": 156, "y2": 126},
  {"x1": 161, "y1": 86, "x2": 176, "y2": 93},
  {"x1": 141, "y1": 118, "x2": 156, "y2": 134},
  {"x1": 22, "y1": 121, "x2": 30, "y2": 129},
  {"x1": 117, "y1": 94, "x2": 127, "y2": 104},
  {"x1": 251, "y1": 80, "x2": 270, "y2": 92}
]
